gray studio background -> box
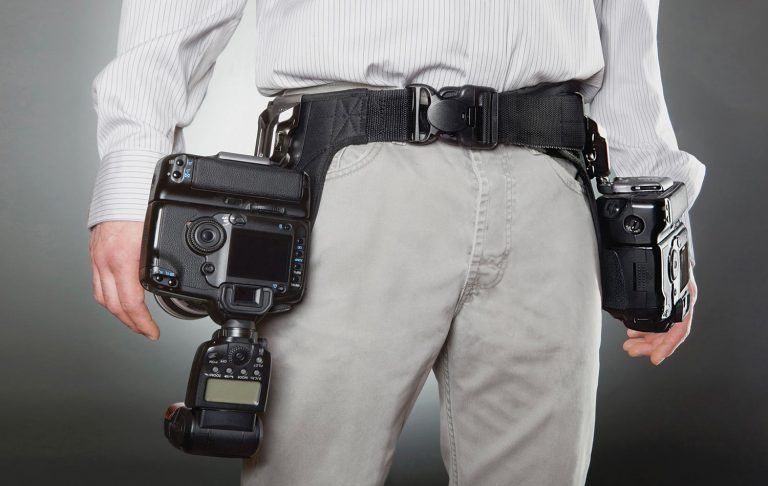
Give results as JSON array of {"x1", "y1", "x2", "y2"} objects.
[{"x1": 0, "y1": 1, "x2": 765, "y2": 485}]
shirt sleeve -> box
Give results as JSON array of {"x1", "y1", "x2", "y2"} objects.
[
  {"x1": 87, "y1": 0, "x2": 247, "y2": 228},
  {"x1": 590, "y1": 0, "x2": 706, "y2": 267}
]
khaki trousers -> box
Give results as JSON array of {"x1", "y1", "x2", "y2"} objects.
[{"x1": 243, "y1": 90, "x2": 602, "y2": 486}]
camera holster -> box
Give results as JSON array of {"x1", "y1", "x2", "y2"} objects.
[{"x1": 144, "y1": 81, "x2": 689, "y2": 459}]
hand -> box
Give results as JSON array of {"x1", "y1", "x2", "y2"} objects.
[
  {"x1": 622, "y1": 269, "x2": 698, "y2": 365},
  {"x1": 89, "y1": 221, "x2": 160, "y2": 340}
]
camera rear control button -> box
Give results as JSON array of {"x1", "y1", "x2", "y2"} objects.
[
  {"x1": 229, "y1": 213, "x2": 247, "y2": 225},
  {"x1": 212, "y1": 367, "x2": 219, "y2": 373},
  {"x1": 291, "y1": 276, "x2": 300, "y2": 284},
  {"x1": 240, "y1": 369, "x2": 247, "y2": 375},
  {"x1": 201, "y1": 263, "x2": 216, "y2": 275},
  {"x1": 253, "y1": 370, "x2": 261, "y2": 377},
  {"x1": 296, "y1": 238, "x2": 304, "y2": 245},
  {"x1": 187, "y1": 219, "x2": 226, "y2": 254},
  {"x1": 225, "y1": 368, "x2": 233, "y2": 375}
]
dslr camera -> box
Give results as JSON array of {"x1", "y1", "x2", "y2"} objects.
[
  {"x1": 596, "y1": 176, "x2": 691, "y2": 333},
  {"x1": 140, "y1": 152, "x2": 311, "y2": 324},
  {"x1": 140, "y1": 151, "x2": 311, "y2": 457}
]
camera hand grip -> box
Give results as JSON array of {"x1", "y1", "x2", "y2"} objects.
[{"x1": 192, "y1": 157, "x2": 306, "y2": 202}]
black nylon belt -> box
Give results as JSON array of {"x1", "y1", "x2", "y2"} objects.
[{"x1": 256, "y1": 82, "x2": 610, "y2": 229}]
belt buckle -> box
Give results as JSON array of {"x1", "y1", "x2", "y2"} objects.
[
  {"x1": 256, "y1": 94, "x2": 303, "y2": 167},
  {"x1": 407, "y1": 84, "x2": 498, "y2": 149}
]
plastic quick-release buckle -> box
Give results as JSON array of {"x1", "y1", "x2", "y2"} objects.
[
  {"x1": 256, "y1": 94, "x2": 303, "y2": 167},
  {"x1": 408, "y1": 84, "x2": 499, "y2": 148}
]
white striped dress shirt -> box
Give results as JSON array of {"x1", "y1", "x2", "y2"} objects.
[{"x1": 88, "y1": 0, "x2": 706, "y2": 263}]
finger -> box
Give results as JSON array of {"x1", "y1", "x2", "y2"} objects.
[
  {"x1": 100, "y1": 269, "x2": 142, "y2": 335},
  {"x1": 625, "y1": 330, "x2": 667, "y2": 346},
  {"x1": 650, "y1": 316, "x2": 692, "y2": 365},
  {"x1": 622, "y1": 337, "x2": 647, "y2": 351},
  {"x1": 622, "y1": 335, "x2": 664, "y2": 349},
  {"x1": 624, "y1": 341, "x2": 655, "y2": 358},
  {"x1": 91, "y1": 260, "x2": 104, "y2": 306},
  {"x1": 689, "y1": 275, "x2": 698, "y2": 301},
  {"x1": 113, "y1": 267, "x2": 160, "y2": 341},
  {"x1": 627, "y1": 329, "x2": 651, "y2": 339}
]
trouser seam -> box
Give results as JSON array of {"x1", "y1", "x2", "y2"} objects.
[
  {"x1": 442, "y1": 346, "x2": 460, "y2": 485},
  {"x1": 453, "y1": 152, "x2": 487, "y2": 316},
  {"x1": 474, "y1": 156, "x2": 514, "y2": 290}
]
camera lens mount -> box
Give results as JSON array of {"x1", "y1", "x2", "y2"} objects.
[{"x1": 187, "y1": 218, "x2": 226, "y2": 254}]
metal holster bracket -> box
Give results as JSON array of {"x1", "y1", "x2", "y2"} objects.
[
  {"x1": 583, "y1": 116, "x2": 611, "y2": 180},
  {"x1": 256, "y1": 94, "x2": 303, "y2": 167}
]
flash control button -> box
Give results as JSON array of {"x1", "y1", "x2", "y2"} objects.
[{"x1": 231, "y1": 348, "x2": 250, "y2": 365}]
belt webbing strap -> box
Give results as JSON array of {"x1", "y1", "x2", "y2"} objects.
[{"x1": 287, "y1": 84, "x2": 590, "y2": 222}]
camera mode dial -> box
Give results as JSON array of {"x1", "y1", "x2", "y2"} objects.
[{"x1": 186, "y1": 218, "x2": 226, "y2": 255}]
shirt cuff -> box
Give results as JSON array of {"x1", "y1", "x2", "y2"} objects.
[{"x1": 87, "y1": 150, "x2": 166, "y2": 228}]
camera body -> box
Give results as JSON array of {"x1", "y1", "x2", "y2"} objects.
[
  {"x1": 164, "y1": 323, "x2": 271, "y2": 458},
  {"x1": 597, "y1": 176, "x2": 691, "y2": 332},
  {"x1": 140, "y1": 152, "x2": 311, "y2": 324}
]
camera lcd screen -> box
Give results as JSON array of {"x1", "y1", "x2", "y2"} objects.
[
  {"x1": 227, "y1": 229, "x2": 292, "y2": 282},
  {"x1": 204, "y1": 378, "x2": 261, "y2": 405}
]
